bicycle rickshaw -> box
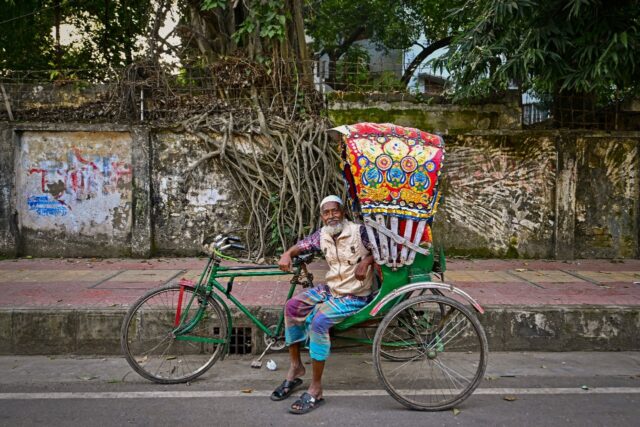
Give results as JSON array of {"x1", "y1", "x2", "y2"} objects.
[{"x1": 121, "y1": 122, "x2": 488, "y2": 411}]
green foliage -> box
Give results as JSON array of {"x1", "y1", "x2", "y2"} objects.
[
  {"x1": 305, "y1": 0, "x2": 422, "y2": 53},
  {"x1": 305, "y1": 0, "x2": 467, "y2": 89},
  {"x1": 201, "y1": 0, "x2": 226, "y2": 11},
  {"x1": 0, "y1": 0, "x2": 57, "y2": 70},
  {"x1": 433, "y1": 0, "x2": 640, "y2": 103},
  {"x1": 371, "y1": 71, "x2": 407, "y2": 92},
  {"x1": 0, "y1": 0, "x2": 152, "y2": 72},
  {"x1": 336, "y1": 45, "x2": 371, "y2": 87},
  {"x1": 333, "y1": 45, "x2": 408, "y2": 91},
  {"x1": 305, "y1": 0, "x2": 466, "y2": 53},
  {"x1": 230, "y1": 0, "x2": 287, "y2": 44}
]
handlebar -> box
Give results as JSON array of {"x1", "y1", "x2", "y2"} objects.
[
  {"x1": 292, "y1": 253, "x2": 314, "y2": 267},
  {"x1": 205, "y1": 234, "x2": 314, "y2": 273}
]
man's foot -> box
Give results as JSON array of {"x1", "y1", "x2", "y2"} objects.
[
  {"x1": 289, "y1": 392, "x2": 325, "y2": 415},
  {"x1": 286, "y1": 364, "x2": 305, "y2": 382},
  {"x1": 270, "y1": 378, "x2": 303, "y2": 401}
]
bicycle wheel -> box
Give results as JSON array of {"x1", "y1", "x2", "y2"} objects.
[
  {"x1": 373, "y1": 289, "x2": 447, "y2": 362},
  {"x1": 373, "y1": 295, "x2": 488, "y2": 411},
  {"x1": 121, "y1": 284, "x2": 228, "y2": 384}
]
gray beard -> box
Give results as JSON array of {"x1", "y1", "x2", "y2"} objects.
[{"x1": 323, "y1": 220, "x2": 346, "y2": 236}]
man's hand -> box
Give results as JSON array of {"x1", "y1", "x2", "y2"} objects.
[
  {"x1": 355, "y1": 255, "x2": 374, "y2": 280},
  {"x1": 278, "y1": 252, "x2": 293, "y2": 272}
]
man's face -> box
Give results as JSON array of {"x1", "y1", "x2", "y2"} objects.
[{"x1": 320, "y1": 202, "x2": 344, "y2": 226}]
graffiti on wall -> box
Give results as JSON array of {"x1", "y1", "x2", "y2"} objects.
[
  {"x1": 17, "y1": 131, "x2": 133, "y2": 237},
  {"x1": 26, "y1": 147, "x2": 132, "y2": 217}
]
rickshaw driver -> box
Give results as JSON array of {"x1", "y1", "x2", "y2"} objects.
[{"x1": 271, "y1": 195, "x2": 375, "y2": 414}]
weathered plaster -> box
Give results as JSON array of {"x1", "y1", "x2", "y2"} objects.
[
  {"x1": 130, "y1": 127, "x2": 152, "y2": 257},
  {"x1": 2, "y1": 121, "x2": 639, "y2": 259},
  {"x1": 15, "y1": 130, "x2": 133, "y2": 256},
  {"x1": 328, "y1": 99, "x2": 521, "y2": 134},
  {"x1": 151, "y1": 131, "x2": 247, "y2": 255},
  {"x1": 574, "y1": 136, "x2": 639, "y2": 258},
  {"x1": 0, "y1": 124, "x2": 17, "y2": 256},
  {"x1": 554, "y1": 133, "x2": 578, "y2": 259},
  {"x1": 433, "y1": 133, "x2": 556, "y2": 257}
]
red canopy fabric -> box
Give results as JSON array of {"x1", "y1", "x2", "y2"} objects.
[{"x1": 333, "y1": 122, "x2": 445, "y2": 221}]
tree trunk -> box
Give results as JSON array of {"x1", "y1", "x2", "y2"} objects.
[
  {"x1": 401, "y1": 37, "x2": 451, "y2": 87},
  {"x1": 186, "y1": 2, "x2": 218, "y2": 63},
  {"x1": 54, "y1": 0, "x2": 62, "y2": 70},
  {"x1": 287, "y1": 0, "x2": 311, "y2": 82},
  {"x1": 103, "y1": 0, "x2": 111, "y2": 63},
  {"x1": 183, "y1": 0, "x2": 312, "y2": 85},
  {"x1": 148, "y1": 0, "x2": 173, "y2": 63},
  {"x1": 123, "y1": 0, "x2": 133, "y2": 64},
  {"x1": 320, "y1": 26, "x2": 366, "y2": 91}
]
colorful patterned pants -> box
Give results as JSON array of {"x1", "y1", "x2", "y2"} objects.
[{"x1": 284, "y1": 284, "x2": 370, "y2": 361}]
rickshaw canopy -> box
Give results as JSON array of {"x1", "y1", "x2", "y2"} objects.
[{"x1": 330, "y1": 122, "x2": 445, "y2": 221}]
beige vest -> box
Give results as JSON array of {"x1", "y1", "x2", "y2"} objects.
[{"x1": 320, "y1": 221, "x2": 373, "y2": 297}]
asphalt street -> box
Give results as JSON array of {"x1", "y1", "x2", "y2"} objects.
[{"x1": 0, "y1": 352, "x2": 639, "y2": 426}]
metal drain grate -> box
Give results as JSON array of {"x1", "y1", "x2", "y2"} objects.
[{"x1": 215, "y1": 327, "x2": 252, "y2": 354}]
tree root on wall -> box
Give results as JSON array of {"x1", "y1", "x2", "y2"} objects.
[{"x1": 178, "y1": 113, "x2": 343, "y2": 261}]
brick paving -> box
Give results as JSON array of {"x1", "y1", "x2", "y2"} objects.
[{"x1": 1, "y1": 257, "x2": 639, "y2": 308}]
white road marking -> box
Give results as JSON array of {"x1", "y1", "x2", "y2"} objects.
[{"x1": 1, "y1": 387, "x2": 640, "y2": 400}]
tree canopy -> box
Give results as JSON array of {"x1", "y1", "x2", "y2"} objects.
[
  {"x1": 304, "y1": 0, "x2": 467, "y2": 87},
  {"x1": 434, "y1": 0, "x2": 640, "y2": 103},
  {"x1": 183, "y1": 0, "x2": 308, "y2": 64},
  {"x1": 0, "y1": 0, "x2": 151, "y2": 72}
]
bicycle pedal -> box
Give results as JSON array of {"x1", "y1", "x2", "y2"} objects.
[{"x1": 250, "y1": 360, "x2": 263, "y2": 369}]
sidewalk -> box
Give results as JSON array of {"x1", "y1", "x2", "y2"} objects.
[{"x1": 1, "y1": 257, "x2": 639, "y2": 354}]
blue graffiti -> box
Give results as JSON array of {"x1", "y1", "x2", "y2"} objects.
[{"x1": 27, "y1": 195, "x2": 68, "y2": 216}]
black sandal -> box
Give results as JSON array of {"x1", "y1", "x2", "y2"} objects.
[
  {"x1": 270, "y1": 378, "x2": 303, "y2": 401},
  {"x1": 289, "y1": 392, "x2": 325, "y2": 414}
]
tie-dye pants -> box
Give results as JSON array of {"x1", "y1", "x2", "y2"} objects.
[{"x1": 284, "y1": 284, "x2": 371, "y2": 361}]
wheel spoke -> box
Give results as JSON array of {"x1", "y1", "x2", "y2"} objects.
[
  {"x1": 432, "y1": 358, "x2": 470, "y2": 390},
  {"x1": 121, "y1": 285, "x2": 227, "y2": 384},
  {"x1": 374, "y1": 295, "x2": 488, "y2": 411}
]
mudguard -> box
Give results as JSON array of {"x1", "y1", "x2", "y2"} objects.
[
  {"x1": 369, "y1": 281, "x2": 485, "y2": 316},
  {"x1": 178, "y1": 278, "x2": 233, "y2": 360}
]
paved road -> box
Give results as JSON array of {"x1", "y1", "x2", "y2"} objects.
[{"x1": 1, "y1": 352, "x2": 639, "y2": 426}]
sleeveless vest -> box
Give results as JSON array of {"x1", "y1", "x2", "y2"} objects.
[{"x1": 320, "y1": 221, "x2": 373, "y2": 297}]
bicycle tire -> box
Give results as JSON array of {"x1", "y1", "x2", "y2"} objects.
[
  {"x1": 373, "y1": 294, "x2": 488, "y2": 411},
  {"x1": 374, "y1": 289, "x2": 447, "y2": 362},
  {"x1": 121, "y1": 284, "x2": 228, "y2": 384}
]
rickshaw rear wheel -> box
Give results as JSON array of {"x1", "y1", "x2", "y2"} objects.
[
  {"x1": 365, "y1": 289, "x2": 444, "y2": 362},
  {"x1": 370, "y1": 288, "x2": 447, "y2": 362},
  {"x1": 373, "y1": 294, "x2": 488, "y2": 411}
]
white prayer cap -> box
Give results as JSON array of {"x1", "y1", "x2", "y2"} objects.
[{"x1": 320, "y1": 195, "x2": 343, "y2": 209}]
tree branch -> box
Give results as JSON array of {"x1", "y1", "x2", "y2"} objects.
[{"x1": 401, "y1": 36, "x2": 452, "y2": 86}]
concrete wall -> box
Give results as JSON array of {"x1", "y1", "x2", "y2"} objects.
[
  {"x1": 328, "y1": 93, "x2": 522, "y2": 134},
  {"x1": 0, "y1": 123, "x2": 151, "y2": 257},
  {"x1": 15, "y1": 131, "x2": 133, "y2": 256},
  {"x1": 434, "y1": 132, "x2": 639, "y2": 258},
  {"x1": 434, "y1": 132, "x2": 557, "y2": 258},
  {"x1": 151, "y1": 131, "x2": 246, "y2": 255},
  {"x1": 574, "y1": 136, "x2": 639, "y2": 258},
  {"x1": 0, "y1": 124, "x2": 247, "y2": 258},
  {"x1": 1, "y1": 123, "x2": 638, "y2": 259},
  {"x1": 1, "y1": 305, "x2": 638, "y2": 354}
]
